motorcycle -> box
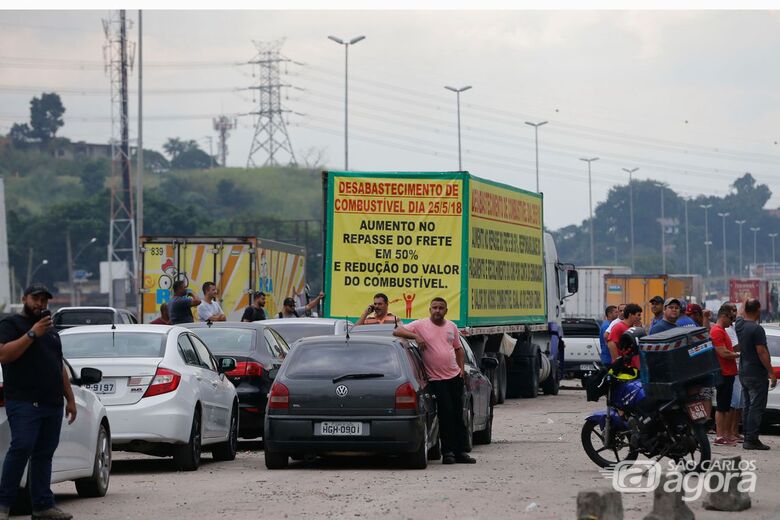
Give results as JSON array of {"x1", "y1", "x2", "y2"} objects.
[{"x1": 580, "y1": 328, "x2": 711, "y2": 470}]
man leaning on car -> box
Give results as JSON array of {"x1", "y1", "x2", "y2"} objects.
[{"x1": 0, "y1": 285, "x2": 77, "y2": 520}]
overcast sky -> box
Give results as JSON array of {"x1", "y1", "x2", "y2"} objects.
[{"x1": 2, "y1": 9, "x2": 780, "y2": 229}]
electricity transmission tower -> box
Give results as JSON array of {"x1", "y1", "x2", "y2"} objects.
[
  {"x1": 102, "y1": 10, "x2": 136, "y2": 307},
  {"x1": 213, "y1": 115, "x2": 236, "y2": 167},
  {"x1": 246, "y1": 39, "x2": 297, "y2": 167}
]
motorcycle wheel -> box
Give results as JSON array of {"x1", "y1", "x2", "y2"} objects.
[
  {"x1": 673, "y1": 423, "x2": 711, "y2": 473},
  {"x1": 580, "y1": 420, "x2": 638, "y2": 468}
]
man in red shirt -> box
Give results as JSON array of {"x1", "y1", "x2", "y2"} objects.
[
  {"x1": 711, "y1": 304, "x2": 740, "y2": 445},
  {"x1": 607, "y1": 303, "x2": 643, "y2": 367},
  {"x1": 394, "y1": 297, "x2": 474, "y2": 465},
  {"x1": 149, "y1": 303, "x2": 169, "y2": 325}
]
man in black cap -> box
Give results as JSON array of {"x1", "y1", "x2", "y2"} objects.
[
  {"x1": 649, "y1": 295, "x2": 664, "y2": 329},
  {"x1": 241, "y1": 291, "x2": 267, "y2": 322},
  {"x1": 0, "y1": 286, "x2": 76, "y2": 520},
  {"x1": 277, "y1": 292, "x2": 325, "y2": 318}
]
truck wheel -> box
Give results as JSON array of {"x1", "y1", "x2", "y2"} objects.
[
  {"x1": 496, "y1": 354, "x2": 507, "y2": 404},
  {"x1": 541, "y1": 357, "x2": 560, "y2": 396},
  {"x1": 517, "y1": 350, "x2": 540, "y2": 399}
]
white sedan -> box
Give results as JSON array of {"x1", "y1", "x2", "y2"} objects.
[
  {"x1": 0, "y1": 362, "x2": 111, "y2": 503},
  {"x1": 60, "y1": 325, "x2": 239, "y2": 471},
  {"x1": 763, "y1": 327, "x2": 780, "y2": 427}
]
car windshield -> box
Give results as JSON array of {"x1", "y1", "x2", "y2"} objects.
[
  {"x1": 270, "y1": 323, "x2": 337, "y2": 344},
  {"x1": 61, "y1": 332, "x2": 166, "y2": 358},
  {"x1": 767, "y1": 334, "x2": 780, "y2": 357},
  {"x1": 191, "y1": 328, "x2": 255, "y2": 356},
  {"x1": 55, "y1": 310, "x2": 114, "y2": 326},
  {"x1": 285, "y1": 343, "x2": 401, "y2": 379}
]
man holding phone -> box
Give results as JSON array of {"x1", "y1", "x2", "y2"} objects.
[
  {"x1": 168, "y1": 280, "x2": 202, "y2": 325},
  {"x1": 0, "y1": 285, "x2": 76, "y2": 520},
  {"x1": 355, "y1": 293, "x2": 399, "y2": 326}
]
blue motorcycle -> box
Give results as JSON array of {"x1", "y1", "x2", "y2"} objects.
[{"x1": 581, "y1": 330, "x2": 711, "y2": 470}]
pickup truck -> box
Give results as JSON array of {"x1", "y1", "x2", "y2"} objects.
[{"x1": 561, "y1": 318, "x2": 603, "y2": 386}]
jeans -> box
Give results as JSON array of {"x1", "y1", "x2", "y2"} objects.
[
  {"x1": 0, "y1": 400, "x2": 63, "y2": 510},
  {"x1": 740, "y1": 376, "x2": 769, "y2": 443},
  {"x1": 428, "y1": 376, "x2": 469, "y2": 455}
]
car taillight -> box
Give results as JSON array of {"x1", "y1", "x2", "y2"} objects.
[
  {"x1": 268, "y1": 382, "x2": 289, "y2": 410},
  {"x1": 142, "y1": 368, "x2": 181, "y2": 398},
  {"x1": 395, "y1": 382, "x2": 417, "y2": 410},
  {"x1": 774, "y1": 367, "x2": 780, "y2": 379},
  {"x1": 226, "y1": 361, "x2": 264, "y2": 378}
]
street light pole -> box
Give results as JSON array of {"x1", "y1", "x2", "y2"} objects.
[
  {"x1": 735, "y1": 220, "x2": 746, "y2": 276},
  {"x1": 717, "y1": 212, "x2": 729, "y2": 283},
  {"x1": 700, "y1": 204, "x2": 712, "y2": 279},
  {"x1": 606, "y1": 246, "x2": 618, "y2": 267},
  {"x1": 29, "y1": 259, "x2": 48, "y2": 283},
  {"x1": 622, "y1": 167, "x2": 639, "y2": 271},
  {"x1": 525, "y1": 121, "x2": 548, "y2": 192},
  {"x1": 684, "y1": 198, "x2": 690, "y2": 274},
  {"x1": 769, "y1": 232, "x2": 778, "y2": 265},
  {"x1": 580, "y1": 157, "x2": 599, "y2": 265},
  {"x1": 328, "y1": 34, "x2": 365, "y2": 170},
  {"x1": 750, "y1": 226, "x2": 761, "y2": 267},
  {"x1": 445, "y1": 85, "x2": 472, "y2": 171}
]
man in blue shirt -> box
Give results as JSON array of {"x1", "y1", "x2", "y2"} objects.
[
  {"x1": 649, "y1": 298, "x2": 683, "y2": 334},
  {"x1": 676, "y1": 301, "x2": 698, "y2": 327},
  {"x1": 649, "y1": 295, "x2": 664, "y2": 329},
  {"x1": 599, "y1": 305, "x2": 618, "y2": 365}
]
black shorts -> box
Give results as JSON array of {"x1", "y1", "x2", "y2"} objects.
[{"x1": 715, "y1": 375, "x2": 735, "y2": 412}]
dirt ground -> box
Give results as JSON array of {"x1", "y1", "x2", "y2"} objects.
[{"x1": 49, "y1": 384, "x2": 780, "y2": 519}]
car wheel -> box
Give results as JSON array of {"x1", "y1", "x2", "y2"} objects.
[
  {"x1": 264, "y1": 450, "x2": 289, "y2": 470},
  {"x1": 496, "y1": 354, "x2": 507, "y2": 404},
  {"x1": 463, "y1": 402, "x2": 474, "y2": 453},
  {"x1": 75, "y1": 422, "x2": 112, "y2": 497},
  {"x1": 212, "y1": 404, "x2": 238, "y2": 461},
  {"x1": 427, "y1": 429, "x2": 441, "y2": 461},
  {"x1": 402, "y1": 425, "x2": 427, "y2": 469},
  {"x1": 473, "y1": 402, "x2": 493, "y2": 445},
  {"x1": 173, "y1": 407, "x2": 202, "y2": 471}
]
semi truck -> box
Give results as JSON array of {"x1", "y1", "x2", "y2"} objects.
[
  {"x1": 139, "y1": 236, "x2": 306, "y2": 323},
  {"x1": 321, "y1": 171, "x2": 578, "y2": 399},
  {"x1": 562, "y1": 265, "x2": 631, "y2": 319},
  {"x1": 604, "y1": 274, "x2": 703, "y2": 327}
]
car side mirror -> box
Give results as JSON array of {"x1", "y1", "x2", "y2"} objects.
[
  {"x1": 567, "y1": 269, "x2": 579, "y2": 295},
  {"x1": 218, "y1": 357, "x2": 236, "y2": 374},
  {"x1": 480, "y1": 357, "x2": 498, "y2": 371},
  {"x1": 78, "y1": 367, "x2": 103, "y2": 386}
]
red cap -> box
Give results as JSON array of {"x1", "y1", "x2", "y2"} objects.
[{"x1": 686, "y1": 303, "x2": 703, "y2": 315}]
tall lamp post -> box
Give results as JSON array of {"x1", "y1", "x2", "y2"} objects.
[
  {"x1": 684, "y1": 198, "x2": 690, "y2": 274},
  {"x1": 622, "y1": 167, "x2": 639, "y2": 271},
  {"x1": 328, "y1": 34, "x2": 365, "y2": 170},
  {"x1": 769, "y1": 232, "x2": 778, "y2": 265},
  {"x1": 606, "y1": 246, "x2": 618, "y2": 267},
  {"x1": 700, "y1": 203, "x2": 712, "y2": 279},
  {"x1": 735, "y1": 219, "x2": 746, "y2": 276},
  {"x1": 750, "y1": 226, "x2": 761, "y2": 268},
  {"x1": 717, "y1": 212, "x2": 729, "y2": 284},
  {"x1": 444, "y1": 85, "x2": 472, "y2": 171},
  {"x1": 525, "y1": 120, "x2": 548, "y2": 192},
  {"x1": 70, "y1": 237, "x2": 98, "y2": 306},
  {"x1": 29, "y1": 259, "x2": 48, "y2": 284},
  {"x1": 580, "y1": 157, "x2": 599, "y2": 265}
]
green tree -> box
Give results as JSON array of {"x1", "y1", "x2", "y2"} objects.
[
  {"x1": 171, "y1": 147, "x2": 212, "y2": 169},
  {"x1": 28, "y1": 93, "x2": 65, "y2": 142},
  {"x1": 8, "y1": 123, "x2": 31, "y2": 145}
]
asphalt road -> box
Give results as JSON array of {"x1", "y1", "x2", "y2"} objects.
[{"x1": 49, "y1": 384, "x2": 780, "y2": 519}]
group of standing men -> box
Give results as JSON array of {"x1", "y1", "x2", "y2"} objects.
[
  {"x1": 598, "y1": 295, "x2": 777, "y2": 450},
  {"x1": 149, "y1": 280, "x2": 325, "y2": 325}
]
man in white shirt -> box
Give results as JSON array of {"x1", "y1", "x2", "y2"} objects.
[{"x1": 198, "y1": 281, "x2": 227, "y2": 322}]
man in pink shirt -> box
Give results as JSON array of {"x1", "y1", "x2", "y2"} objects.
[{"x1": 393, "y1": 297, "x2": 475, "y2": 465}]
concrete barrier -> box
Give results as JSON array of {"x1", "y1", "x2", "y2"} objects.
[
  {"x1": 643, "y1": 473, "x2": 694, "y2": 520},
  {"x1": 703, "y1": 456, "x2": 752, "y2": 512},
  {"x1": 576, "y1": 488, "x2": 624, "y2": 520}
]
